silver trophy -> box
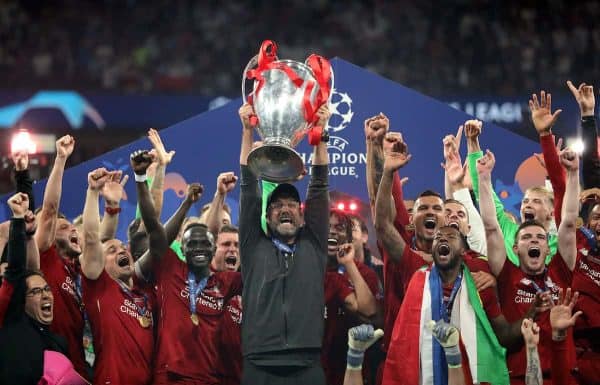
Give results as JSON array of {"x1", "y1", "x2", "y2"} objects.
[{"x1": 242, "y1": 41, "x2": 333, "y2": 182}]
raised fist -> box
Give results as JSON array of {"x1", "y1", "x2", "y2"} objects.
[
  {"x1": 56, "y1": 135, "x2": 75, "y2": 159},
  {"x1": 520, "y1": 318, "x2": 540, "y2": 347},
  {"x1": 383, "y1": 133, "x2": 411, "y2": 172},
  {"x1": 217, "y1": 172, "x2": 238, "y2": 195},
  {"x1": 130, "y1": 150, "x2": 153, "y2": 176},
  {"x1": 239, "y1": 103, "x2": 255, "y2": 131},
  {"x1": 364, "y1": 113, "x2": 389, "y2": 143},
  {"x1": 464, "y1": 120, "x2": 482, "y2": 140},
  {"x1": 186, "y1": 183, "x2": 204, "y2": 203},
  {"x1": 87, "y1": 168, "x2": 110, "y2": 191},
  {"x1": 348, "y1": 324, "x2": 384, "y2": 353},
  {"x1": 559, "y1": 148, "x2": 579, "y2": 172},
  {"x1": 7, "y1": 192, "x2": 29, "y2": 217},
  {"x1": 11, "y1": 150, "x2": 28, "y2": 171}
]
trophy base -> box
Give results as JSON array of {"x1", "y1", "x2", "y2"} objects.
[{"x1": 247, "y1": 144, "x2": 305, "y2": 183}]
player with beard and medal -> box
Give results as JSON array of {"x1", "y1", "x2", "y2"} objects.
[
  {"x1": 134, "y1": 149, "x2": 240, "y2": 385},
  {"x1": 478, "y1": 148, "x2": 579, "y2": 384},
  {"x1": 80, "y1": 159, "x2": 197, "y2": 385},
  {"x1": 322, "y1": 209, "x2": 379, "y2": 385},
  {"x1": 34, "y1": 135, "x2": 90, "y2": 379},
  {"x1": 383, "y1": 226, "x2": 509, "y2": 385},
  {"x1": 238, "y1": 103, "x2": 331, "y2": 385}
]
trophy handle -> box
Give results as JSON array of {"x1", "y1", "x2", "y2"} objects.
[{"x1": 241, "y1": 55, "x2": 259, "y2": 104}]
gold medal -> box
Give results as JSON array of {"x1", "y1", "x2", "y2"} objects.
[
  {"x1": 191, "y1": 313, "x2": 199, "y2": 326},
  {"x1": 139, "y1": 315, "x2": 151, "y2": 328}
]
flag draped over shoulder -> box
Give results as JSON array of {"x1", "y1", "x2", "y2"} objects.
[{"x1": 382, "y1": 264, "x2": 509, "y2": 385}]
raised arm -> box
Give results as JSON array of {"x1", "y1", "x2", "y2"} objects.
[
  {"x1": 520, "y1": 319, "x2": 543, "y2": 385},
  {"x1": 5, "y1": 193, "x2": 30, "y2": 281},
  {"x1": 239, "y1": 103, "x2": 254, "y2": 166},
  {"x1": 338, "y1": 244, "x2": 376, "y2": 318},
  {"x1": 364, "y1": 114, "x2": 410, "y2": 229},
  {"x1": 374, "y1": 133, "x2": 411, "y2": 263},
  {"x1": 305, "y1": 105, "x2": 330, "y2": 252},
  {"x1": 567, "y1": 81, "x2": 599, "y2": 189},
  {"x1": 557, "y1": 149, "x2": 580, "y2": 271},
  {"x1": 477, "y1": 150, "x2": 506, "y2": 276},
  {"x1": 206, "y1": 172, "x2": 237, "y2": 235},
  {"x1": 131, "y1": 151, "x2": 168, "y2": 280},
  {"x1": 35, "y1": 135, "x2": 75, "y2": 252},
  {"x1": 81, "y1": 168, "x2": 111, "y2": 280},
  {"x1": 99, "y1": 171, "x2": 128, "y2": 242},
  {"x1": 165, "y1": 183, "x2": 203, "y2": 243},
  {"x1": 530, "y1": 90, "x2": 566, "y2": 225},
  {"x1": 24, "y1": 211, "x2": 39, "y2": 271},
  {"x1": 12, "y1": 151, "x2": 35, "y2": 211},
  {"x1": 147, "y1": 128, "x2": 175, "y2": 219}
]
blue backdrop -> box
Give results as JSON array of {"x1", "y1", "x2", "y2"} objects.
[{"x1": 1, "y1": 59, "x2": 552, "y2": 240}]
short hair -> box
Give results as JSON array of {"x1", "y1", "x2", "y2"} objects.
[
  {"x1": 418, "y1": 190, "x2": 443, "y2": 200},
  {"x1": 443, "y1": 198, "x2": 469, "y2": 221},
  {"x1": 330, "y1": 210, "x2": 354, "y2": 243},
  {"x1": 524, "y1": 186, "x2": 554, "y2": 208},
  {"x1": 515, "y1": 220, "x2": 547, "y2": 241},
  {"x1": 183, "y1": 222, "x2": 210, "y2": 236},
  {"x1": 218, "y1": 224, "x2": 239, "y2": 235},
  {"x1": 437, "y1": 225, "x2": 468, "y2": 250}
]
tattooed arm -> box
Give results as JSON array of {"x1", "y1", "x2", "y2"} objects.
[{"x1": 521, "y1": 319, "x2": 542, "y2": 385}]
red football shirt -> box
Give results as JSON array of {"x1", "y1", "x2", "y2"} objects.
[
  {"x1": 82, "y1": 270, "x2": 155, "y2": 385},
  {"x1": 497, "y1": 254, "x2": 574, "y2": 378},
  {"x1": 322, "y1": 269, "x2": 355, "y2": 385},
  {"x1": 153, "y1": 249, "x2": 242, "y2": 382},
  {"x1": 40, "y1": 246, "x2": 87, "y2": 379},
  {"x1": 573, "y1": 230, "x2": 600, "y2": 331},
  {"x1": 325, "y1": 262, "x2": 383, "y2": 385},
  {"x1": 217, "y1": 294, "x2": 242, "y2": 385},
  {"x1": 0, "y1": 280, "x2": 14, "y2": 327},
  {"x1": 381, "y1": 245, "x2": 429, "y2": 351}
]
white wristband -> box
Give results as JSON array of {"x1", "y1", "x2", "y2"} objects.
[{"x1": 134, "y1": 173, "x2": 148, "y2": 183}]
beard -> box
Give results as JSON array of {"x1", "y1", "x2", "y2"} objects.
[{"x1": 269, "y1": 222, "x2": 300, "y2": 240}]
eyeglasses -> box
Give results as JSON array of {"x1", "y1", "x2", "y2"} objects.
[
  {"x1": 26, "y1": 285, "x2": 52, "y2": 297},
  {"x1": 270, "y1": 201, "x2": 300, "y2": 210}
]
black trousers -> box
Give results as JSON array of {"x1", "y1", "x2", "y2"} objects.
[{"x1": 241, "y1": 358, "x2": 326, "y2": 385}]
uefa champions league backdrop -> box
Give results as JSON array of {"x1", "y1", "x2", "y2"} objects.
[{"x1": 0, "y1": 59, "x2": 552, "y2": 241}]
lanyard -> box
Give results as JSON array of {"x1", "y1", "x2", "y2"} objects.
[
  {"x1": 188, "y1": 272, "x2": 208, "y2": 315},
  {"x1": 441, "y1": 272, "x2": 462, "y2": 322},
  {"x1": 526, "y1": 269, "x2": 549, "y2": 293},
  {"x1": 116, "y1": 279, "x2": 149, "y2": 318},
  {"x1": 580, "y1": 226, "x2": 599, "y2": 254},
  {"x1": 272, "y1": 238, "x2": 296, "y2": 271}
]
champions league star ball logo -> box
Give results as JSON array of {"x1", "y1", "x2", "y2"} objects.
[
  {"x1": 328, "y1": 89, "x2": 354, "y2": 133},
  {"x1": 301, "y1": 87, "x2": 365, "y2": 179}
]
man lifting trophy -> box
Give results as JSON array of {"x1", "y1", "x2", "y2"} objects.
[
  {"x1": 242, "y1": 40, "x2": 333, "y2": 182},
  {"x1": 239, "y1": 41, "x2": 332, "y2": 385}
]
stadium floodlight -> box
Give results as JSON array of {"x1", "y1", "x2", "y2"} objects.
[{"x1": 11, "y1": 130, "x2": 37, "y2": 154}]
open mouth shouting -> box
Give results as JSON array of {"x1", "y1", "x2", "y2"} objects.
[
  {"x1": 528, "y1": 247, "x2": 541, "y2": 259},
  {"x1": 327, "y1": 237, "x2": 339, "y2": 256},
  {"x1": 522, "y1": 210, "x2": 535, "y2": 221},
  {"x1": 224, "y1": 255, "x2": 238, "y2": 271},
  {"x1": 447, "y1": 221, "x2": 460, "y2": 231},
  {"x1": 117, "y1": 253, "x2": 131, "y2": 269},
  {"x1": 40, "y1": 300, "x2": 53, "y2": 322}
]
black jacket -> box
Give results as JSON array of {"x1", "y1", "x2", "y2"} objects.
[{"x1": 239, "y1": 165, "x2": 329, "y2": 365}]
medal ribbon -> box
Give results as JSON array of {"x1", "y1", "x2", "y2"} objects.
[
  {"x1": 527, "y1": 268, "x2": 549, "y2": 293},
  {"x1": 188, "y1": 272, "x2": 209, "y2": 316},
  {"x1": 116, "y1": 279, "x2": 149, "y2": 319}
]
